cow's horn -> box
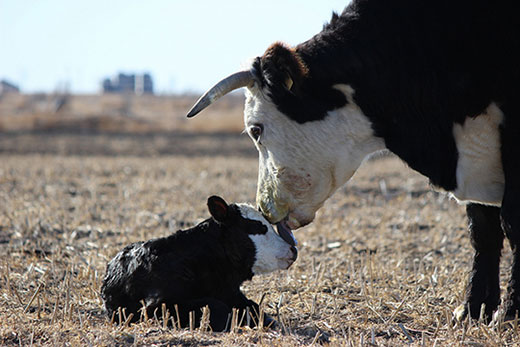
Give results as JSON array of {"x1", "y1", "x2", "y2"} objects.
[{"x1": 186, "y1": 70, "x2": 254, "y2": 118}]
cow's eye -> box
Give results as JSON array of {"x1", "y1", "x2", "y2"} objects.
[{"x1": 249, "y1": 124, "x2": 263, "y2": 142}]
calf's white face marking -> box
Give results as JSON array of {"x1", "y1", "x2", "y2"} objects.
[
  {"x1": 245, "y1": 84, "x2": 385, "y2": 228},
  {"x1": 451, "y1": 102, "x2": 505, "y2": 206},
  {"x1": 236, "y1": 203, "x2": 296, "y2": 274}
]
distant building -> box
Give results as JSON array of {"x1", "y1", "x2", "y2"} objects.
[
  {"x1": 0, "y1": 79, "x2": 20, "y2": 94},
  {"x1": 102, "y1": 73, "x2": 154, "y2": 95}
]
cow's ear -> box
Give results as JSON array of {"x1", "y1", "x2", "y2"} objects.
[
  {"x1": 207, "y1": 196, "x2": 229, "y2": 223},
  {"x1": 260, "y1": 42, "x2": 308, "y2": 94}
]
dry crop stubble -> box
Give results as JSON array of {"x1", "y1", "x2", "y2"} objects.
[{"x1": 0, "y1": 134, "x2": 519, "y2": 345}]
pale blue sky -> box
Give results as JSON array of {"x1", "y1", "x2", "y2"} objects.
[{"x1": 0, "y1": 0, "x2": 350, "y2": 94}]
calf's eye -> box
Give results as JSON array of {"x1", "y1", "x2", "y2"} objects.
[{"x1": 249, "y1": 124, "x2": 263, "y2": 142}]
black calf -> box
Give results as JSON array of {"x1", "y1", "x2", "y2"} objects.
[{"x1": 101, "y1": 196, "x2": 297, "y2": 331}]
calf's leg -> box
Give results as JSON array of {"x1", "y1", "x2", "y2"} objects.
[
  {"x1": 229, "y1": 291, "x2": 277, "y2": 328},
  {"x1": 173, "y1": 298, "x2": 231, "y2": 331},
  {"x1": 454, "y1": 203, "x2": 503, "y2": 322}
]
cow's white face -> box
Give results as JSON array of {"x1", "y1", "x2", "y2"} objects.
[{"x1": 245, "y1": 84, "x2": 385, "y2": 229}]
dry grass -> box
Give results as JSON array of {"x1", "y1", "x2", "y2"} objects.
[{"x1": 1, "y1": 133, "x2": 520, "y2": 346}]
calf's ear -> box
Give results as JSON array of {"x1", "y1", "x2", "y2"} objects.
[{"x1": 207, "y1": 196, "x2": 229, "y2": 223}]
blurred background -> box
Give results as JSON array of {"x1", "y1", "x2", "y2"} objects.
[{"x1": 0, "y1": 0, "x2": 349, "y2": 137}]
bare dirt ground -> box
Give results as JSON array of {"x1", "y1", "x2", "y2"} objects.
[{"x1": 0, "y1": 132, "x2": 519, "y2": 346}]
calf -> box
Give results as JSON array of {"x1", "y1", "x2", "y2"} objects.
[{"x1": 101, "y1": 196, "x2": 297, "y2": 331}]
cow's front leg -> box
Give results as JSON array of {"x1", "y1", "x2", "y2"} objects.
[
  {"x1": 454, "y1": 203, "x2": 504, "y2": 322},
  {"x1": 498, "y1": 103, "x2": 520, "y2": 321},
  {"x1": 501, "y1": 186, "x2": 520, "y2": 321}
]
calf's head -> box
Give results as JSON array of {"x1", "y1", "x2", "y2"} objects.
[
  {"x1": 208, "y1": 195, "x2": 297, "y2": 273},
  {"x1": 189, "y1": 44, "x2": 383, "y2": 230}
]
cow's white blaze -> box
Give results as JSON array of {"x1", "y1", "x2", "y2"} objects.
[
  {"x1": 451, "y1": 103, "x2": 504, "y2": 206},
  {"x1": 245, "y1": 83, "x2": 385, "y2": 228},
  {"x1": 236, "y1": 203, "x2": 295, "y2": 274}
]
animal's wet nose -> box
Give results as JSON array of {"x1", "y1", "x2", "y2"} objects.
[{"x1": 290, "y1": 246, "x2": 298, "y2": 261}]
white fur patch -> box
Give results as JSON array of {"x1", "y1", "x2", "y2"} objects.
[
  {"x1": 451, "y1": 103, "x2": 504, "y2": 206},
  {"x1": 236, "y1": 204, "x2": 295, "y2": 274}
]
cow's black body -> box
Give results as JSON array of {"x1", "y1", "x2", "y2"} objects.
[
  {"x1": 254, "y1": 0, "x2": 520, "y2": 320},
  {"x1": 258, "y1": 1, "x2": 518, "y2": 189}
]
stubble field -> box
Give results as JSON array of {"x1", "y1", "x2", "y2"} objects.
[{"x1": 0, "y1": 132, "x2": 519, "y2": 346}]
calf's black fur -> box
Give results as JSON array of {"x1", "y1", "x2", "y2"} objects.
[{"x1": 101, "y1": 196, "x2": 289, "y2": 331}]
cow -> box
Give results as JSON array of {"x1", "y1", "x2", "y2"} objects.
[
  {"x1": 186, "y1": 0, "x2": 520, "y2": 322},
  {"x1": 101, "y1": 196, "x2": 297, "y2": 331}
]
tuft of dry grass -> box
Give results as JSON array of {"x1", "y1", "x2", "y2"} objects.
[{"x1": 1, "y1": 133, "x2": 520, "y2": 346}]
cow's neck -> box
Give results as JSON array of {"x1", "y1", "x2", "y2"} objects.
[{"x1": 294, "y1": 4, "x2": 488, "y2": 192}]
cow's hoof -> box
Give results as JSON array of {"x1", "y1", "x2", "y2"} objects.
[
  {"x1": 491, "y1": 309, "x2": 501, "y2": 326},
  {"x1": 453, "y1": 304, "x2": 467, "y2": 322},
  {"x1": 453, "y1": 303, "x2": 497, "y2": 324},
  {"x1": 491, "y1": 306, "x2": 520, "y2": 326},
  {"x1": 490, "y1": 307, "x2": 507, "y2": 327}
]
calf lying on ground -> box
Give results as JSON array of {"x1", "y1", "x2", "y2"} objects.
[{"x1": 101, "y1": 196, "x2": 297, "y2": 331}]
